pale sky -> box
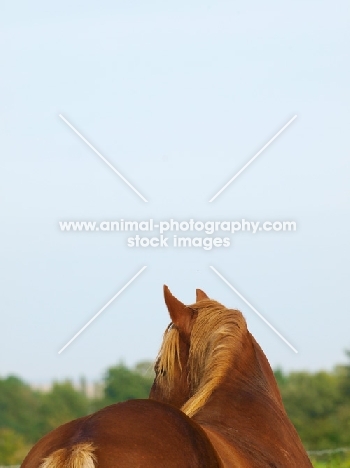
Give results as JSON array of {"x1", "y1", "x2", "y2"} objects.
[{"x1": 1, "y1": 0, "x2": 349, "y2": 384}]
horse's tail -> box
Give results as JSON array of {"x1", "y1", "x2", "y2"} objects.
[{"x1": 39, "y1": 442, "x2": 96, "y2": 468}]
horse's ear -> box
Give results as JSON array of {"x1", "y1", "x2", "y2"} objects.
[
  {"x1": 163, "y1": 285, "x2": 193, "y2": 335},
  {"x1": 196, "y1": 288, "x2": 209, "y2": 301}
]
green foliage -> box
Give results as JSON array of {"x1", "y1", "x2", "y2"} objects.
[
  {"x1": 0, "y1": 376, "x2": 41, "y2": 441},
  {"x1": 340, "y1": 350, "x2": 350, "y2": 399},
  {"x1": 0, "y1": 428, "x2": 30, "y2": 464},
  {"x1": 273, "y1": 350, "x2": 350, "y2": 452},
  {"x1": 36, "y1": 381, "x2": 91, "y2": 436},
  {"x1": 278, "y1": 371, "x2": 342, "y2": 449},
  {"x1": 311, "y1": 451, "x2": 350, "y2": 467},
  {"x1": 101, "y1": 362, "x2": 153, "y2": 406}
]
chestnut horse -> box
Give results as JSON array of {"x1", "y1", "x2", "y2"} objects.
[
  {"x1": 22, "y1": 286, "x2": 312, "y2": 467},
  {"x1": 149, "y1": 286, "x2": 313, "y2": 467}
]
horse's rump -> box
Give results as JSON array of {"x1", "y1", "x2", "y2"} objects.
[{"x1": 22, "y1": 399, "x2": 222, "y2": 468}]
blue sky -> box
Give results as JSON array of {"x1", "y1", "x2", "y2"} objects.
[{"x1": 1, "y1": 0, "x2": 349, "y2": 383}]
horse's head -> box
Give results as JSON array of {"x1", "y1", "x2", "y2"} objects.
[{"x1": 150, "y1": 286, "x2": 249, "y2": 417}]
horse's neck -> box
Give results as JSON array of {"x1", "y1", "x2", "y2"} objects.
[
  {"x1": 248, "y1": 332, "x2": 284, "y2": 405},
  {"x1": 193, "y1": 332, "x2": 312, "y2": 467},
  {"x1": 194, "y1": 330, "x2": 284, "y2": 426}
]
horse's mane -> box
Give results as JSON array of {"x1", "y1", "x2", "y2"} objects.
[
  {"x1": 156, "y1": 324, "x2": 182, "y2": 392},
  {"x1": 156, "y1": 299, "x2": 248, "y2": 418}
]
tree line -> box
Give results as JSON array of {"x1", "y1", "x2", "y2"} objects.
[{"x1": 0, "y1": 356, "x2": 349, "y2": 466}]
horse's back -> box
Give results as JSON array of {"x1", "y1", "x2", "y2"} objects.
[{"x1": 22, "y1": 399, "x2": 222, "y2": 468}]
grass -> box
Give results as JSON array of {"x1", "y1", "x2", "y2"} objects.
[{"x1": 311, "y1": 453, "x2": 350, "y2": 467}]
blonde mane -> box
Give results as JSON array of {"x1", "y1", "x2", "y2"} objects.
[
  {"x1": 156, "y1": 299, "x2": 248, "y2": 418},
  {"x1": 155, "y1": 325, "x2": 182, "y2": 396}
]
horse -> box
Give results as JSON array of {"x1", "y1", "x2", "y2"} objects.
[
  {"x1": 149, "y1": 286, "x2": 313, "y2": 467},
  {"x1": 21, "y1": 285, "x2": 312, "y2": 467}
]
